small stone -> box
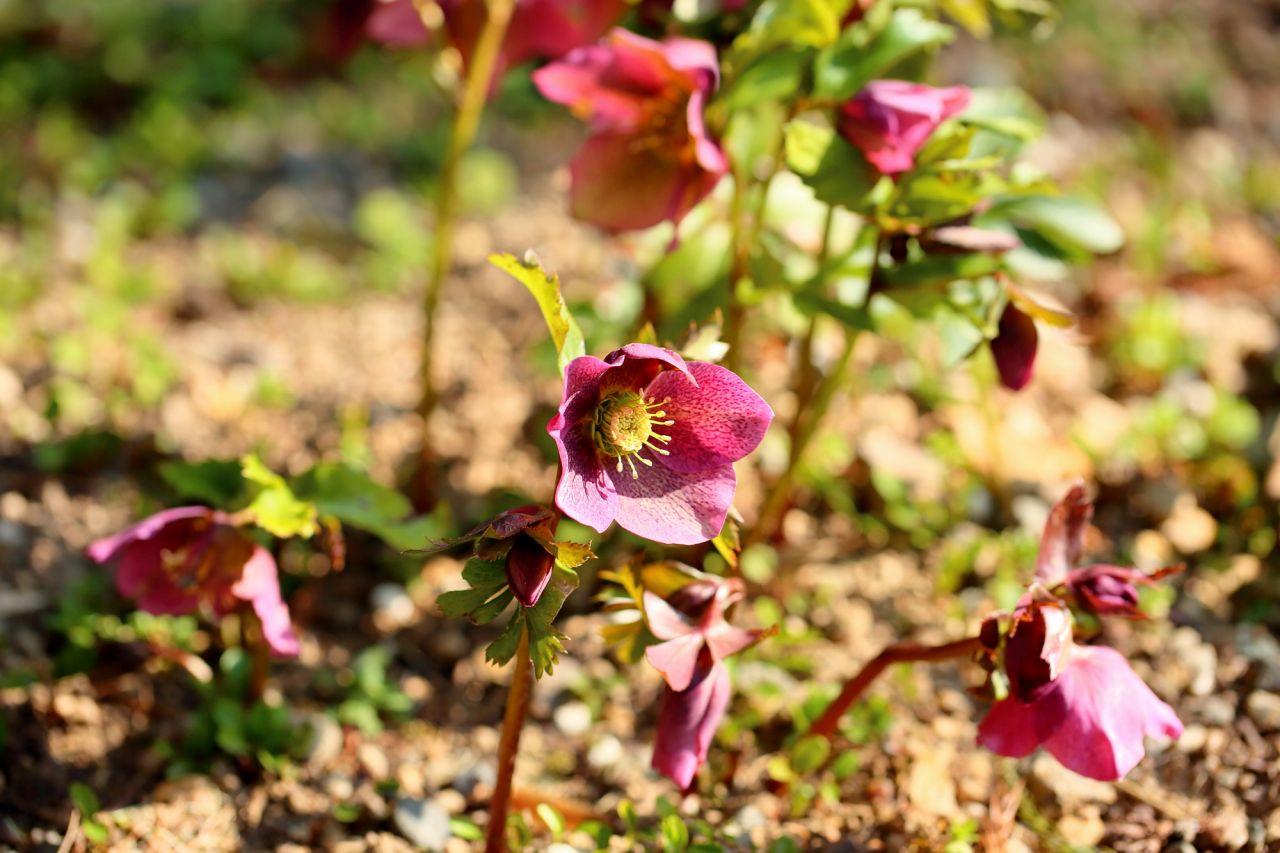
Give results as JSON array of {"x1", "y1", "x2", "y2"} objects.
[
  {"x1": 1058, "y1": 809, "x2": 1106, "y2": 847},
  {"x1": 1177, "y1": 724, "x2": 1207, "y2": 753},
  {"x1": 434, "y1": 789, "x2": 466, "y2": 815},
  {"x1": 1031, "y1": 754, "x2": 1116, "y2": 807},
  {"x1": 586, "y1": 735, "x2": 624, "y2": 771},
  {"x1": 906, "y1": 744, "x2": 959, "y2": 817},
  {"x1": 372, "y1": 583, "x2": 418, "y2": 632},
  {"x1": 324, "y1": 774, "x2": 354, "y2": 800},
  {"x1": 393, "y1": 797, "x2": 452, "y2": 852},
  {"x1": 552, "y1": 701, "x2": 592, "y2": 737},
  {"x1": 724, "y1": 805, "x2": 768, "y2": 845},
  {"x1": 303, "y1": 713, "x2": 344, "y2": 769},
  {"x1": 1200, "y1": 695, "x2": 1235, "y2": 727},
  {"x1": 1161, "y1": 495, "x2": 1218, "y2": 554},
  {"x1": 359, "y1": 743, "x2": 391, "y2": 780},
  {"x1": 1245, "y1": 691, "x2": 1280, "y2": 731},
  {"x1": 453, "y1": 762, "x2": 496, "y2": 798}
]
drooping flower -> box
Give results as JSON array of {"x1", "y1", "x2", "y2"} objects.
[
  {"x1": 836, "y1": 80, "x2": 971, "y2": 176},
  {"x1": 362, "y1": 0, "x2": 625, "y2": 79},
  {"x1": 977, "y1": 642, "x2": 1183, "y2": 781},
  {"x1": 548, "y1": 344, "x2": 772, "y2": 545},
  {"x1": 990, "y1": 301, "x2": 1038, "y2": 391},
  {"x1": 644, "y1": 576, "x2": 761, "y2": 789},
  {"x1": 87, "y1": 507, "x2": 299, "y2": 656},
  {"x1": 1065, "y1": 564, "x2": 1178, "y2": 619},
  {"x1": 532, "y1": 29, "x2": 729, "y2": 231}
]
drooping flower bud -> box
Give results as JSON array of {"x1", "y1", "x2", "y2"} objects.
[{"x1": 504, "y1": 532, "x2": 556, "y2": 607}]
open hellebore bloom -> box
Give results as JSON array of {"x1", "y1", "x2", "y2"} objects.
[
  {"x1": 87, "y1": 507, "x2": 299, "y2": 657},
  {"x1": 548, "y1": 344, "x2": 772, "y2": 545},
  {"x1": 644, "y1": 576, "x2": 761, "y2": 789},
  {"x1": 363, "y1": 0, "x2": 624, "y2": 78},
  {"x1": 532, "y1": 29, "x2": 728, "y2": 231},
  {"x1": 837, "y1": 80, "x2": 971, "y2": 176}
]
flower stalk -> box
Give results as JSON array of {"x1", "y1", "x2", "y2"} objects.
[
  {"x1": 417, "y1": 0, "x2": 516, "y2": 505},
  {"x1": 486, "y1": 624, "x2": 533, "y2": 853},
  {"x1": 808, "y1": 635, "x2": 985, "y2": 739}
]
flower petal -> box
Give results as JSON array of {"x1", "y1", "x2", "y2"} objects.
[
  {"x1": 366, "y1": 0, "x2": 432, "y2": 47},
  {"x1": 647, "y1": 361, "x2": 773, "y2": 473},
  {"x1": 651, "y1": 656, "x2": 732, "y2": 790},
  {"x1": 976, "y1": 695, "x2": 1042, "y2": 759},
  {"x1": 609, "y1": 461, "x2": 736, "y2": 546},
  {"x1": 551, "y1": 418, "x2": 617, "y2": 534},
  {"x1": 1039, "y1": 646, "x2": 1182, "y2": 781},
  {"x1": 991, "y1": 302, "x2": 1038, "y2": 391},
  {"x1": 231, "y1": 546, "x2": 300, "y2": 657},
  {"x1": 643, "y1": 590, "x2": 697, "y2": 641},
  {"x1": 704, "y1": 623, "x2": 759, "y2": 663},
  {"x1": 1035, "y1": 482, "x2": 1091, "y2": 587},
  {"x1": 646, "y1": 634, "x2": 705, "y2": 692},
  {"x1": 87, "y1": 506, "x2": 221, "y2": 564}
]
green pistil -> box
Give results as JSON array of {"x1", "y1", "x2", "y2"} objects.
[{"x1": 591, "y1": 390, "x2": 674, "y2": 479}]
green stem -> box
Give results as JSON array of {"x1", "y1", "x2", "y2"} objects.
[
  {"x1": 417, "y1": 0, "x2": 515, "y2": 505},
  {"x1": 807, "y1": 635, "x2": 984, "y2": 739},
  {"x1": 486, "y1": 625, "x2": 532, "y2": 853}
]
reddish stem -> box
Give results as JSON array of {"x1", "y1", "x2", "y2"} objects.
[
  {"x1": 808, "y1": 636, "x2": 984, "y2": 739},
  {"x1": 485, "y1": 625, "x2": 533, "y2": 853}
]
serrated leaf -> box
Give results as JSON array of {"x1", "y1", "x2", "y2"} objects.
[
  {"x1": 552, "y1": 540, "x2": 593, "y2": 570},
  {"x1": 490, "y1": 252, "x2": 585, "y2": 375},
  {"x1": 525, "y1": 567, "x2": 578, "y2": 678},
  {"x1": 485, "y1": 614, "x2": 524, "y2": 667},
  {"x1": 242, "y1": 454, "x2": 317, "y2": 538},
  {"x1": 814, "y1": 9, "x2": 954, "y2": 101},
  {"x1": 472, "y1": 589, "x2": 515, "y2": 625},
  {"x1": 439, "y1": 558, "x2": 510, "y2": 622}
]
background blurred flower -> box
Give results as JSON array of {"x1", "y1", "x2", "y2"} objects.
[
  {"x1": 837, "y1": 80, "x2": 970, "y2": 176},
  {"x1": 533, "y1": 29, "x2": 728, "y2": 231}
]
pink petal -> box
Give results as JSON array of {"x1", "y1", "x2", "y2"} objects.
[
  {"x1": 568, "y1": 132, "x2": 722, "y2": 232},
  {"x1": 137, "y1": 581, "x2": 201, "y2": 617},
  {"x1": 87, "y1": 506, "x2": 221, "y2": 564},
  {"x1": 991, "y1": 302, "x2": 1038, "y2": 391},
  {"x1": 532, "y1": 44, "x2": 652, "y2": 131},
  {"x1": 609, "y1": 461, "x2": 736, "y2": 546},
  {"x1": 1003, "y1": 602, "x2": 1074, "y2": 703},
  {"x1": 647, "y1": 361, "x2": 773, "y2": 474},
  {"x1": 551, "y1": 417, "x2": 617, "y2": 534},
  {"x1": 518, "y1": 0, "x2": 628, "y2": 65},
  {"x1": 651, "y1": 656, "x2": 732, "y2": 790},
  {"x1": 366, "y1": 0, "x2": 432, "y2": 47},
  {"x1": 231, "y1": 546, "x2": 299, "y2": 657},
  {"x1": 646, "y1": 634, "x2": 705, "y2": 692},
  {"x1": 643, "y1": 590, "x2": 698, "y2": 641},
  {"x1": 1035, "y1": 483, "x2": 1091, "y2": 587},
  {"x1": 976, "y1": 696, "x2": 1042, "y2": 759},
  {"x1": 704, "y1": 623, "x2": 758, "y2": 663},
  {"x1": 838, "y1": 80, "x2": 971, "y2": 176},
  {"x1": 658, "y1": 35, "x2": 720, "y2": 84}
]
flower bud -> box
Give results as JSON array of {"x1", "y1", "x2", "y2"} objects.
[{"x1": 504, "y1": 533, "x2": 555, "y2": 607}]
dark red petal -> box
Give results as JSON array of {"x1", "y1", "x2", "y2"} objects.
[{"x1": 991, "y1": 302, "x2": 1038, "y2": 391}]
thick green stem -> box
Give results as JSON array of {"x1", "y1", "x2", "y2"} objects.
[
  {"x1": 485, "y1": 625, "x2": 532, "y2": 853},
  {"x1": 807, "y1": 636, "x2": 984, "y2": 739},
  {"x1": 417, "y1": 0, "x2": 515, "y2": 504}
]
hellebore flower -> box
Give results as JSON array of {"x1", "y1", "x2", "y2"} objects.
[
  {"x1": 87, "y1": 507, "x2": 299, "y2": 657},
  {"x1": 421, "y1": 504, "x2": 562, "y2": 607},
  {"x1": 978, "y1": 642, "x2": 1183, "y2": 781},
  {"x1": 548, "y1": 344, "x2": 772, "y2": 545},
  {"x1": 837, "y1": 80, "x2": 971, "y2": 176},
  {"x1": 363, "y1": 0, "x2": 625, "y2": 78},
  {"x1": 1065, "y1": 564, "x2": 1172, "y2": 619},
  {"x1": 990, "y1": 302, "x2": 1038, "y2": 391},
  {"x1": 644, "y1": 576, "x2": 761, "y2": 789},
  {"x1": 532, "y1": 29, "x2": 729, "y2": 231}
]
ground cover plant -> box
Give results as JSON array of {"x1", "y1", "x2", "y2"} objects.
[{"x1": 2, "y1": 0, "x2": 1279, "y2": 850}]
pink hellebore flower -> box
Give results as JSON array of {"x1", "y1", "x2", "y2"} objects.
[
  {"x1": 548, "y1": 344, "x2": 772, "y2": 545},
  {"x1": 88, "y1": 507, "x2": 299, "y2": 657},
  {"x1": 532, "y1": 29, "x2": 729, "y2": 231},
  {"x1": 364, "y1": 0, "x2": 625, "y2": 78},
  {"x1": 644, "y1": 577, "x2": 759, "y2": 789},
  {"x1": 837, "y1": 80, "x2": 971, "y2": 177}
]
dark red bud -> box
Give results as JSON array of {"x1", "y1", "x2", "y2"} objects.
[
  {"x1": 505, "y1": 534, "x2": 555, "y2": 608},
  {"x1": 991, "y1": 302, "x2": 1038, "y2": 391},
  {"x1": 1004, "y1": 603, "x2": 1073, "y2": 703}
]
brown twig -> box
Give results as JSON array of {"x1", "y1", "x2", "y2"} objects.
[{"x1": 485, "y1": 626, "x2": 533, "y2": 853}]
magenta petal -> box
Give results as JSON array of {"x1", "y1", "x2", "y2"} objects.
[
  {"x1": 652, "y1": 657, "x2": 732, "y2": 790},
  {"x1": 991, "y1": 302, "x2": 1039, "y2": 391},
  {"x1": 646, "y1": 634, "x2": 705, "y2": 692},
  {"x1": 137, "y1": 581, "x2": 201, "y2": 616},
  {"x1": 231, "y1": 546, "x2": 299, "y2": 657},
  {"x1": 87, "y1": 506, "x2": 220, "y2": 564},
  {"x1": 551, "y1": 419, "x2": 617, "y2": 534},
  {"x1": 976, "y1": 695, "x2": 1042, "y2": 759},
  {"x1": 704, "y1": 623, "x2": 758, "y2": 663},
  {"x1": 532, "y1": 45, "x2": 651, "y2": 131},
  {"x1": 644, "y1": 590, "x2": 697, "y2": 641},
  {"x1": 1034, "y1": 483, "x2": 1091, "y2": 587},
  {"x1": 568, "y1": 133, "x2": 701, "y2": 232},
  {"x1": 609, "y1": 462, "x2": 736, "y2": 546},
  {"x1": 366, "y1": 0, "x2": 432, "y2": 47},
  {"x1": 838, "y1": 80, "x2": 971, "y2": 176},
  {"x1": 1039, "y1": 646, "x2": 1182, "y2": 781},
  {"x1": 647, "y1": 361, "x2": 773, "y2": 474}
]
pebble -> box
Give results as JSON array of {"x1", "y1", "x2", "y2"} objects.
[
  {"x1": 1161, "y1": 495, "x2": 1218, "y2": 553},
  {"x1": 1245, "y1": 691, "x2": 1280, "y2": 731},
  {"x1": 724, "y1": 805, "x2": 768, "y2": 845},
  {"x1": 1058, "y1": 809, "x2": 1106, "y2": 847},
  {"x1": 586, "y1": 735, "x2": 623, "y2": 770},
  {"x1": 359, "y1": 743, "x2": 391, "y2": 780},
  {"x1": 371, "y1": 583, "x2": 418, "y2": 632},
  {"x1": 434, "y1": 789, "x2": 466, "y2": 815},
  {"x1": 303, "y1": 713, "x2": 344, "y2": 769},
  {"x1": 1032, "y1": 754, "x2": 1116, "y2": 806},
  {"x1": 393, "y1": 797, "x2": 452, "y2": 852},
  {"x1": 452, "y1": 762, "x2": 496, "y2": 798},
  {"x1": 552, "y1": 701, "x2": 593, "y2": 737},
  {"x1": 1200, "y1": 695, "x2": 1236, "y2": 727},
  {"x1": 1177, "y1": 723, "x2": 1207, "y2": 753},
  {"x1": 324, "y1": 774, "x2": 354, "y2": 800}
]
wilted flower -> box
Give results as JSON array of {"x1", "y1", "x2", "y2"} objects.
[
  {"x1": 978, "y1": 642, "x2": 1183, "y2": 780},
  {"x1": 87, "y1": 507, "x2": 299, "y2": 657},
  {"x1": 548, "y1": 344, "x2": 772, "y2": 545},
  {"x1": 644, "y1": 576, "x2": 761, "y2": 789},
  {"x1": 532, "y1": 29, "x2": 728, "y2": 231},
  {"x1": 837, "y1": 80, "x2": 970, "y2": 176},
  {"x1": 363, "y1": 0, "x2": 624, "y2": 79},
  {"x1": 1066, "y1": 564, "x2": 1173, "y2": 618}
]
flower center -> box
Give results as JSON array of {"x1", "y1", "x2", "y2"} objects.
[{"x1": 591, "y1": 390, "x2": 674, "y2": 479}]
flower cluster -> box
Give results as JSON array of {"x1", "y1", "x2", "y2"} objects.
[
  {"x1": 548, "y1": 343, "x2": 772, "y2": 546},
  {"x1": 977, "y1": 485, "x2": 1183, "y2": 780},
  {"x1": 88, "y1": 507, "x2": 299, "y2": 657}
]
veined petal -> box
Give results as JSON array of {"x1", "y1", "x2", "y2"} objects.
[
  {"x1": 551, "y1": 419, "x2": 617, "y2": 534},
  {"x1": 609, "y1": 461, "x2": 736, "y2": 546},
  {"x1": 651, "y1": 656, "x2": 732, "y2": 790},
  {"x1": 232, "y1": 546, "x2": 300, "y2": 657},
  {"x1": 647, "y1": 361, "x2": 773, "y2": 473},
  {"x1": 1035, "y1": 482, "x2": 1091, "y2": 587},
  {"x1": 646, "y1": 634, "x2": 705, "y2": 692},
  {"x1": 976, "y1": 695, "x2": 1042, "y2": 759}
]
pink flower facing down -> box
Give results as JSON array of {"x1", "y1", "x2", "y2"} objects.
[
  {"x1": 88, "y1": 507, "x2": 299, "y2": 657},
  {"x1": 837, "y1": 80, "x2": 971, "y2": 177},
  {"x1": 533, "y1": 29, "x2": 729, "y2": 231},
  {"x1": 364, "y1": 0, "x2": 625, "y2": 77},
  {"x1": 644, "y1": 577, "x2": 760, "y2": 789},
  {"x1": 548, "y1": 344, "x2": 772, "y2": 546}
]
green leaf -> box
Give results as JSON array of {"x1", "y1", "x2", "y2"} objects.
[
  {"x1": 158, "y1": 459, "x2": 245, "y2": 506},
  {"x1": 985, "y1": 195, "x2": 1124, "y2": 255},
  {"x1": 485, "y1": 614, "x2": 523, "y2": 667},
  {"x1": 242, "y1": 454, "x2": 317, "y2": 538},
  {"x1": 742, "y1": 0, "x2": 844, "y2": 51},
  {"x1": 661, "y1": 812, "x2": 690, "y2": 850},
  {"x1": 784, "y1": 121, "x2": 880, "y2": 212},
  {"x1": 472, "y1": 589, "x2": 515, "y2": 625},
  {"x1": 790, "y1": 734, "x2": 831, "y2": 773},
  {"x1": 882, "y1": 253, "x2": 1004, "y2": 287},
  {"x1": 449, "y1": 818, "x2": 484, "y2": 841},
  {"x1": 552, "y1": 540, "x2": 593, "y2": 570},
  {"x1": 535, "y1": 803, "x2": 566, "y2": 840},
  {"x1": 69, "y1": 782, "x2": 100, "y2": 817},
  {"x1": 83, "y1": 820, "x2": 109, "y2": 844},
  {"x1": 934, "y1": 305, "x2": 986, "y2": 367},
  {"x1": 290, "y1": 462, "x2": 411, "y2": 536},
  {"x1": 814, "y1": 9, "x2": 954, "y2": 101},
  {"x1": 490, "y1": 252, "x2": 586, "y2": 375},
  {"x1": 438, "y1": 558, "x2": 510, "y2": 621},
  {"x1": 525, "y1": 567, "x2": 578, "y2": 678},
  {"x1": 722, "y1": 45, "x2": 811, "y2": 109}
]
